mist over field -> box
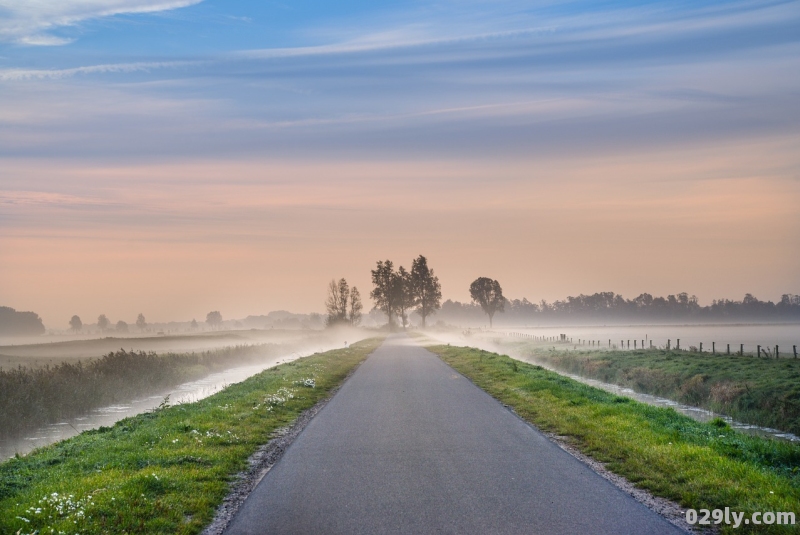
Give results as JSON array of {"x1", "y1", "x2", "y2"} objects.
[{"x1": 0, "y1": 3, "x2": 799, "y2": 532}]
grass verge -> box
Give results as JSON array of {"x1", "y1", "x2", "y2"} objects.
[
  {"x1": 507, "y1": 343, "x2": 800, "y2": 435},
  {"x1": 429, "y1": 344, "x2": 800, "y2": 534},
  {"x1": 0, "y1": 337, "x2": 382, "y2": 535}
]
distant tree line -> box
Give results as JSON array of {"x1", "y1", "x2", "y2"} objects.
[
  {"x1": 439, "y1": 292, "x2": 800, "y2": 325},
  {"x1": 0, "y1": 306, "x2": 45, "y2": 336}
]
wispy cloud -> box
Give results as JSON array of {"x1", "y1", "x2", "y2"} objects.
[
  {"x1": 0, "y1": 60, "x2": 200, "y2": 81},
  {"x1": 0, "y1": 0, "x2": 203, "y2": 45}
]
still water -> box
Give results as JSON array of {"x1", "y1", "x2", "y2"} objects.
[{"x1": 0, "y1": 344, "x2": 349, "y2": 461}]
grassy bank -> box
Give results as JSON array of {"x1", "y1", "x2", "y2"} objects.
[
  {"x1": 429, "y1": 344, "x2": 800, "y2": 534},
  {"x1": 511, "y1": 344, "x2": 800, "y2": 435},
  {"x1": 0, "y1": 345, "x2": 289, "y2": 438},
  {"x1": 0, "y1": 338, "x2": 382, "y2": 535}
]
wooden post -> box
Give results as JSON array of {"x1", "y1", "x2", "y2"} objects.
[
  {"x1": 634, "y1": 340, "x2": 637, "y2": 349},
  {"x1": 677, "y1": 339, "x2": 680, "y2": 350},
  {"x1": 757, "y1": 345, "x2": 761, "y2": 358},
  {"x1": 712, "y1": 342, "x2": 715, "y2": 354},
  {"x1": 667, "y1": 339, "x2": 671, "y2": 351},
  {"x1": 650, "y1": 340, "x2": 653, "y2": 348},
  {"x1": 776, "y1": 345, "x2": 779, "y2": 359},
  {"x1": 700, "y1": 342, "x2": 703, "y2": 353},
  {"x1": 740, "y1": 344, "x2": 744, "y2": 356},
  {"x1": 727, "y1": 344, "x2": 730, "y2": 355},
  {"x1": 641, "y1": 340, "x2": 644, "y2": 349},
  {"x1": 609, "y1": 339, "x2": 611, "y2": 347},
  {"x1": 627, "y1": 340, "x2": 630, "y2": 349},
  {"x1": 794, "y1": 345, "x2": 797, "y2": 358}
]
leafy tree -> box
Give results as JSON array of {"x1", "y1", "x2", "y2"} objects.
[
  {"x1": 349, "y1": 287, "x2": 363, "y2": 326},
  {"x1": 116, "y1": 320, "x2": 129, "y2": 333},
  {"x1": 136, "y1": 313, "x2": 147, "y2": 331},
  {"x1": 371, "y1": 260, "x2": 398, "y2": 328},
  {"x1": 410, "y1": 255, "x2": 442, "y2": 328},
  {"x1": 97, "y1": 314, "x2": 110, "y2": 333},
  {"x1": 0, "y1": 307, "x2": 45, "y2": 336},
  {"x1": 469, "y1": 277, "x2": 505, "y2": 327},
  {"x1": 206, "y1": 311, "x2": 222, "y2": 330},
  {"x1": 394, "y1": 266, "x2": 416, "y2": 330},
  {"x1": 191, "y1": 319, "x2": 198, "y2": 330},
  {"x1": 69, "y1": 315, "x2": 82, "y2": 333}
]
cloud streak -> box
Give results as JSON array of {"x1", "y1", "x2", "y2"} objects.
[{"x1": 0, "y1": 0, "x2": 203, "y2": 45}]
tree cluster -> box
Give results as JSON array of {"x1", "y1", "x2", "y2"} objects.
[
  {"x1": 0, "y1": 306, "x2": 45, "y2": 336},
  {"x1": 325, "y1": 278, "x2": 363, "y2": 327},
  {"x1": 370, "y1": 255, "x2": 442, "y2": 329},
  {"x1": 438, "y1": 291, "x2": 800, "y2": 326}
]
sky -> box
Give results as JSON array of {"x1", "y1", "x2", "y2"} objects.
[{"x1": 0, "y1": 0, "x2": 799, "y2": 328}]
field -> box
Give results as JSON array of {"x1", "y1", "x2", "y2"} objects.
[
  {"x1": 0, "y1": 337, "x2": 382, "y2": 535},
  {"x1": 428, "y1": 344, "x2": 800, "y2": 534},
  {"x1": 499, "y1": 341, "x2": 800, "y2": 434}
]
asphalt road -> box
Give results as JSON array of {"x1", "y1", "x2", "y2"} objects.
[{"x1": 224, "y1": 335, "x2": 684, "y2": 534}]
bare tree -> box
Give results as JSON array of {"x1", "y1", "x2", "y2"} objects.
[
  {"x1": 469, "y1": 277, "x2": 505, "y2": 328},
  {"x1": 206, "y1": 311, "x2": 222, "y2": 330},
  {"x1": 410, "y1": 255, "x2": 442, "y2": 328},
  {"x1": 97, "y1": 314, "x2": 110, "y2": 333},
  {"x1": 136, "y1": 313, "x2": 147, "y2": 332},
  {"x1": 69, "y1": 315, "x2": 82, "y2": 333},
  {"x1": 325, "y1": 278, "x2": 349, "y2": 326},
  {"x1": 349, "y1": 287, "x2": 363, "y2": 326}
]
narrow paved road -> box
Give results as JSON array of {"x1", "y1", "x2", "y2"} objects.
[{"x1": 224, "y1": 336, "x2": 684, "y2": 534}]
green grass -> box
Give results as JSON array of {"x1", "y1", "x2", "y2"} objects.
[
  {"x1": 0, "y1": 337, "x2": 382, "y2": 535},
  {"x1": 509, "y1": 343, "x2": 800, "y2": 434},
  {"x1": 428, "y1": 344, "x2": 800, "y2": 534}
]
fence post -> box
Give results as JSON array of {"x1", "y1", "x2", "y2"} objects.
[
  {"x1": 727, "y1": 344, "x2": 730, "y2": 355},
  {"x1": 609, "y1": 339, "x2": 611, "y2": 348},
  {"x1": 667, "y1": 339, "x2": 671, "y2": 351},
  {"x1": 677, "y1": 339, "x2": 680, "y2": 350},
  {"x1": 776, "y1": 345, "x2": 779, "y2": 359},
  {"x1": 757, "y1": 345, "x2": 761, "y2": 358},
  {"x1": 634, "y1": 340, "x2": 637, "y2": 349},
  {"x1": 700, "y1": 342, "x2": 703, "y2": 353},
  {"x1": 712, "y1": 342, "x2": 715, "y2": 354},
  {"x1": 795, "y1": 345, "x2": 797, "y2": 358},
  {"x1": 740, "y1": 344, "x2": 744, "y2": 356}
]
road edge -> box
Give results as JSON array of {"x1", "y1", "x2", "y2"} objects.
[{"x1": 200, "y1": 353, "x2": 372, "y2": 535}]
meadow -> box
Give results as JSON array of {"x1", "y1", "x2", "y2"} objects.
[
  {"x1": 509, "y1": 344, "x2": 800, "y2": 434},
  {"x1": 0, "y1": 338, "x2": 382, "y2": 535},
  {"x1": 429, "y1": 344, "x2": 800, "y2": 534}
]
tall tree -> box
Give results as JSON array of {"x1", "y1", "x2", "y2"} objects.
[
  {"x1": 469, "y1": 277, "x2": 505, "y2": 328},
  {"x1": 325, "y1": 278, "x2": 350, "y2": 326},
  {"x1": 410, "y1": 255, "x2": 442, "y2": 328},
  {"x1": 116, "y1": 320, "x2": 129, "y2": 333},
  {"x1": 394, "y1": 266, "x2": 416, "y2": 330},
  {"x1": 206, "y1": 311, "x2": 222, "y2": 330},
  {"x1": 69, "y1": 315, "x2": 82, "y2": 333},
  {"x1": 136, "y1": 313, "x2": 147, "y2": 332},
  {"x1": 349, "y1": 287, "x2": 363, "y2": 326},
  {"x1": 97, "y1": 314, "x2": 110, "y2": 333},
  {"x1": 371, "y1": 260, "x2": 397, "y2": 328}
]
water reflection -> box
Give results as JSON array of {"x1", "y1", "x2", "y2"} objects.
[{"x1": 0, "y1": 348, "x2": 337, "y2": 461}]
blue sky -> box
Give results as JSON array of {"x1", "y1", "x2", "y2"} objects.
[
  {"x1": 1, "y1": 0, "x2": 799, "y2": 325},
  {"x1": 1, "y1": 0, "x2": 798, "y2": 161}
]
